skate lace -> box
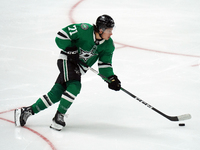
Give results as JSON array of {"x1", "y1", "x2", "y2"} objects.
[
  {"x1": 22, "y1": 108, "x2": 32, "y2": 121},
  {"x1": 57, "y1": 114, "x2": 64, "y2": 122}
]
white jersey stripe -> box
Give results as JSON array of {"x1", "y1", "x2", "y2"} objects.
[
  {"x1": 57, "y1": 34, "x2": 68, "y2": 40},
  {"x1": 61, "y1": 91, "x2": 76, "y2": 103},
  {"x1": 56, "y1": 30, "x2": 71, "y2": 40},
  {"x1": 98, "y1": 65, "x2": 112, "y2": 69},
  {"x1": 61, "y1": 95, "x2": 74, "y2": 103},
  {"x1": 41, "y1": 96, "x2": 50, "y2": 108}
]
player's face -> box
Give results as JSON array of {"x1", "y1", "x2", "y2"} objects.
[{"x1": 101, "y1": 28, "x2": 113, "y2": 40}]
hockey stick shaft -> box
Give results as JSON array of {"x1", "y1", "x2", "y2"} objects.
[
  {"x1": 78, "y1": 61, "x2": 191, "y2": 121},
  {"x1": 119, "y1": 88, "x2": 190, "y2": 121}
]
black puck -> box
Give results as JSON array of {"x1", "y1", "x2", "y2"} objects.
[{"x1": 179, "y1": 123, "x2": 185, "y2": 126}]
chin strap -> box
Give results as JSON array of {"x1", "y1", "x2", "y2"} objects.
[
  {"x1": 94, "y1": 31, "x2": 104, "y2": 45},
  {"x1": 98, "y1": 28, "x2": 105, "y2": 39},
  {"x1": 99, "y1": 32, "x2": 103, "y2": 39}
]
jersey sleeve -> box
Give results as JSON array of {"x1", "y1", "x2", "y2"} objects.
[
  {"x1": 98, "y1": 40, "x2": 115, "y2": 78},
  {"x1": 55, "y1": 24, "x2": 79, "y2": 51}
]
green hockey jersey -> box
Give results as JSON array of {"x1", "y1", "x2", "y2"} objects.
[{"x1": 55, "y1": 23, "x2": 115, "y2": 78}]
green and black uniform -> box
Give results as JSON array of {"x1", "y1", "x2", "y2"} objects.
[{"x1": 32, "y1": 23, "x2": 116, "y2": 114}]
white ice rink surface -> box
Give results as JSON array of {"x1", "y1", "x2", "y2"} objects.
[{"x1": 0, "y1": 0, "x2": 200, "y2": 149}]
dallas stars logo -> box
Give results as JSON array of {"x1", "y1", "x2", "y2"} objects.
[{"x1": 79, "y1": 45, "x2": 98, "y2": 62}]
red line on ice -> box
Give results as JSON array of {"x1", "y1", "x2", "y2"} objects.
[
  {"x1": 115, "y1": 42, "x2": 200, "y2": 58},
  {"x1": 0, "y1": 109, "x2": 57, "y2": 150},
  {"x1": 191, "y1": 63, "x2": 200, "y2": 67},
  {"x1": 69, "y1": 0, "x2": 84, "y2": 24}
]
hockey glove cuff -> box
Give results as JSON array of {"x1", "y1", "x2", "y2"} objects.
[
  {"x1": 65, "y1": 46, "x2": 79, "y2": 64},
  {"x1": 108, "y1": 75, "x2": 121, "y2": 91}
]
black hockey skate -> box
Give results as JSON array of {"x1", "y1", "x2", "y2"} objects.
[
  {"x1": 14, "y1": 106, "x2": 34, "y2": 126},
  {"x1": 50, "y1": 111, "x2": 66, "y2": 131}
]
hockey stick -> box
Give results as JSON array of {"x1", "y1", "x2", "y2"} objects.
[{"x1": 78, "y1": 61, "x2": 191, "y2": 122}]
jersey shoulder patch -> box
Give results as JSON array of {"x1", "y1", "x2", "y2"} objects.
[{"x1": 81, "y1": 23, "x2": 89, "y2": 30}]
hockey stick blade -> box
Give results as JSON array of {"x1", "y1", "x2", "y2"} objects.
[
  {"x1": 177, "y1": 114, "x2": 192, "y2": 121},
  {"x1": 160, "y1": 112, "x2": 192, "y2": 121}
]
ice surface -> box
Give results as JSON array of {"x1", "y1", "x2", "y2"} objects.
[{"x1": 0, "y1": 0, "x2": 200, "y2": 150}]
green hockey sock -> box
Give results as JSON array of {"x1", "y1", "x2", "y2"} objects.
[
  {"x1": 57, "y1": 98, "x2": 73, "y2": 114},
  {"x1": 57, "y1": 81, "x2": 81, "y2": 114},
  {"x1": 32, "y1": 83, "x2": 65, "y2": 114}
]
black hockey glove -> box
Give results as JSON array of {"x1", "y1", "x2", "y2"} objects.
[
  {"x1": 107, "y1": 75, "x2": 121, "y2": 91},
  {"x1": 65, "y1": 46, "x2": 79, "y2": 64}
]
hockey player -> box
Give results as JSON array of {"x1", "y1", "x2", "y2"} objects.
[{"x1": 14, "y1": 14, "x2": 121, "y2": 131}]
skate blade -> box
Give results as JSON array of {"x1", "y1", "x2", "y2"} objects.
[
  {"x1": 50, "y1": 121, "x2": 63, "y2": 131},
  {"x1": 14, "y1": 109, "x2": 21, "y2": 126}
]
